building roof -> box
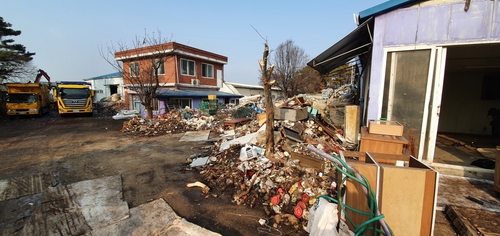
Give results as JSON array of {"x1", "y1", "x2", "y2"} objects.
[
  {"x1": 358, "y1": 0, "x2": 423, "y2": 23},
  {"x1": 310, "y1": 0, "x2": 426, "y2": 74},
  {"x1": 114, "y1": 42, "x2": 228, "y2": 64},
  {"x1": 308, "y1": 17, "x2": 374, "y2": 74},
  {"x1": 156, "y1": 89, "x2": 243, "y2": 98},
  {"x1": 84, "y1": 72, "x2": 122, "y2": 81}
]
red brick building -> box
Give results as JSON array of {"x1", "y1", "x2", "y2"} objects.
[{"x1": 114, "y1": 42, "x2": 241, "y2": 115}]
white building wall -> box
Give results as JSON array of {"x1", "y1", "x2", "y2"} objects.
[{"x1": 85, "y1": 77, "x2": 124, "y2": 103}]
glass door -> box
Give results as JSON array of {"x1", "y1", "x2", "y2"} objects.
[{"x1": 381, "y1": 49, "x2": 434, "y2": 159}]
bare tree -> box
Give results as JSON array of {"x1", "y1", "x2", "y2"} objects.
[
  {"x1": 294, "y1": 66, "x2": 325, "y2": 94},
  {"x1": 271, "y1": 39, "x2": 309, "y2": 97},
  {"x1": 100, "y1": 31, "x2": 172, "y2": 119}
]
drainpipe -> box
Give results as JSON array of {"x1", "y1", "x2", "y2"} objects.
[{"x1": 175, "y1": 54, "x2": 179, "y2": 86}]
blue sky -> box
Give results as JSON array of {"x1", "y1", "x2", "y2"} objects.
[{"x1": 2, "y1": 1, "x2": 385, "y2": 85}]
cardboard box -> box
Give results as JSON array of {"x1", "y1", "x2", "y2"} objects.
[
  {"x1": 368, "y1": 120, "x2": 404, "y2": 136},
  {"x1": 274, "y1": 107, "x2": 308, "y2": 121}
]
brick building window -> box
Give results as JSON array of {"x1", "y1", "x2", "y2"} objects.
[
  {"x1": 129, "y1": 62, "x2": 140, "y2": 77},
  {"x1": 202, "y1": 63, "x2": 214, "y2": 78},
  {"x1": 155, "y1": 59, "x2": 165, "y2": 75},
  {"x1": 181, "y1": 59, "x2": 195, "y2": 76}
]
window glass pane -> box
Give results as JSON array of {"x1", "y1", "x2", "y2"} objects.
[
  {"x1": 181, "y1": 59, "x2": 195, "y2": 75},
  {"x1": 156, "y1": 59, "x2": 165, "y2": 75},
  {"x1": 188, "y1": 61, "x2": 195, "y2": 75},
  {"x1": 202, "y1": 64, "x2": 213, "y2": 78},
  {"x1": 181, "y1": 59, "x2": 187, "y2": 74},
  {"x1": 130, "y1": 62, "x2": 138, "y2": 77}
]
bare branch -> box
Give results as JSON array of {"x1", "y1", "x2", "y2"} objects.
[
  {"x1": 99, "y1": 29, "x2": 173, "y2": 118},
  {"x1": 250, "y1": 25, "x2": 267, "y2": 43}
]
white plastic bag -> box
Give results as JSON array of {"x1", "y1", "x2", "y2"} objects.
[
  {"x1": 239, "y1": 144, "x2": 257, "y2": 161},
  {"x1": 306, "y1": 198, "x2": 339, "y2": 236}
]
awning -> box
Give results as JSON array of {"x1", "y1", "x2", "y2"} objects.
[
  {"x1": 308, "y1": 17, "x2": 374, "y2": 74},
  {"x1": 156, "y1": 88, "x2": 243, "y2": 98}
]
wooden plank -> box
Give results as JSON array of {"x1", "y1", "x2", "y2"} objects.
[
  {"x1": 344, "y1": 159, "x2": 380, "y2": 235},
  {"x1": 290, "y1": 152, "x2": 324, "y2": 170},
  {"x1": 361, "y1": 126, "x2": 408, "y2": 144},
  {"x1": 360, "y1": 139, "x2": 404, "y2": 154},
  {"x1": 495, "y1": 148, "x2": 500, "y2": 193},
  {"x1": 223, "y1": 118, "x2": 251, "y2": 128},
  {"x1": 378, "y1": 166, "x2": 428, "y2": 236},
  {"x1": 368, "y1": 152, "x2": 410, "y2": 165},
  {"x1": 342, "y1": 151, "x2": 366, "y2": 162},
  {"x1": 368, "y1": 120, "x2": 404, "y2": 136},
  {"x1": 344, "y1": 105, "x2": 360, "y2": 143},
  {"x1": 256, "y1": 113, "x2": 266, "y2": 126},
  {"x1": 420, "y1": 170, "x2": 438, "y2": 235},
  {"x1": 446, "y1": 206, "x2": 481, "y2": 236}
]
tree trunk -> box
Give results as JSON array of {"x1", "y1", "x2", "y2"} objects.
[
  {"x1": 264, "y1": 83, "x2": 274, "y2": 159},
  {"x1": 144, "y1": 107, "x2": 153, "y2": 119},
  {"x1": 260, "y1": 43, "x2": 275, "y2": 160}
]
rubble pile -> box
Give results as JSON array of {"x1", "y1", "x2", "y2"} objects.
[
  {"x1": 196, "y1": 142, "x2": 338, "y2": 230},
  {"x1": 95, "y1": 95, "x2": 126, "y2": 115},
  {"x1": 186, "y1": 113, "x2": 360, "y2": 232},
  {"x1": 121, "y1": 109, "x2": 223, "y2": 136}
]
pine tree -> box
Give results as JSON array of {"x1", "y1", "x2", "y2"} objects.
[{"x1": 0, "y1": 17, "x2": 35, "y2": 83}]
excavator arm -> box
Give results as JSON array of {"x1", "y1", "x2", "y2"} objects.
[{"x1": 34, "y1": 69, "x2": 51, "y2": 85}]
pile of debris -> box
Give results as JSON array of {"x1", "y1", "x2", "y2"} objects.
[
  {"x1": 121, "y1": 109, "x2": 223, "y2": 136},
  {"x1": 186, "y1": 113, "x2": 361, "y2": 231},
  {"x1": 119, "y1": 91, "x2": 386, "y2": 234},
  {"x1": 195, "y1": 142, "x2": 338, "y2": 230}
]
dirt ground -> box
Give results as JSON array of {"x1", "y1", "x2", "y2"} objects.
[{"x1": 0, "y1": 112, "x2": 306, "y2": 236}]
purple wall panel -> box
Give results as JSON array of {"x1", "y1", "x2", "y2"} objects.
[
  {"x1": 384, "y1": 8, "x2": 419, "y2": 45},
  {"x1": 417, "y1": 5, "x2": 451, "y2": 43},
  {"x1": 448, "y1": 1, "x2": 492, "y2": 41},
  {"x1": 366, "y1": 0, "x2": 500, "y2": 121}
]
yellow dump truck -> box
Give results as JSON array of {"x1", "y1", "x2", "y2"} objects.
[
  {"x1": 6, "y1": 83, "x2": 51, "y2": 117},
  {"x1": 53, "y1": 81, "x2": 94, "y2": 116}
]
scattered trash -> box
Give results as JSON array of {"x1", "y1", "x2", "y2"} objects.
[
  {"x1": 189, "y1": 156, "x2": 211, "y2": 168},
  {"x1": 186, "y1": 181, "x2": 210, "y2": 194},
  {"x1": 112, "y1": 110, "x2": 138, "y2": 120}
]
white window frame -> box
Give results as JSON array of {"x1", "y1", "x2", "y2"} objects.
[
  {"x1": 202, "y1": 63, "x2": 214, "y2": 78},
  {"x1": 181, "y1": 59, "x2": 195, "y2": 76},
  {"x1": 129, "y1": 62, "x2": 139, "y2": 77},
  {"x1": 152, "y1": 98, "x2": 159, "y2": 112},
  {"x1": 155, "y1": 58, "x2": 165, "y2": 75}
]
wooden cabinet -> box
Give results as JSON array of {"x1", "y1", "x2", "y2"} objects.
[
  {"x1": 359, "y1": 126, "x2": 408, "y2": 154},
  {"x1": 342, "y1": 152, "x2": 439, "y2": 236}
]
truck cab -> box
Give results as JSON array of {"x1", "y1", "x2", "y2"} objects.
[{"x1": 53, "y1": 81, "x2": 95, "y2": 116}]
